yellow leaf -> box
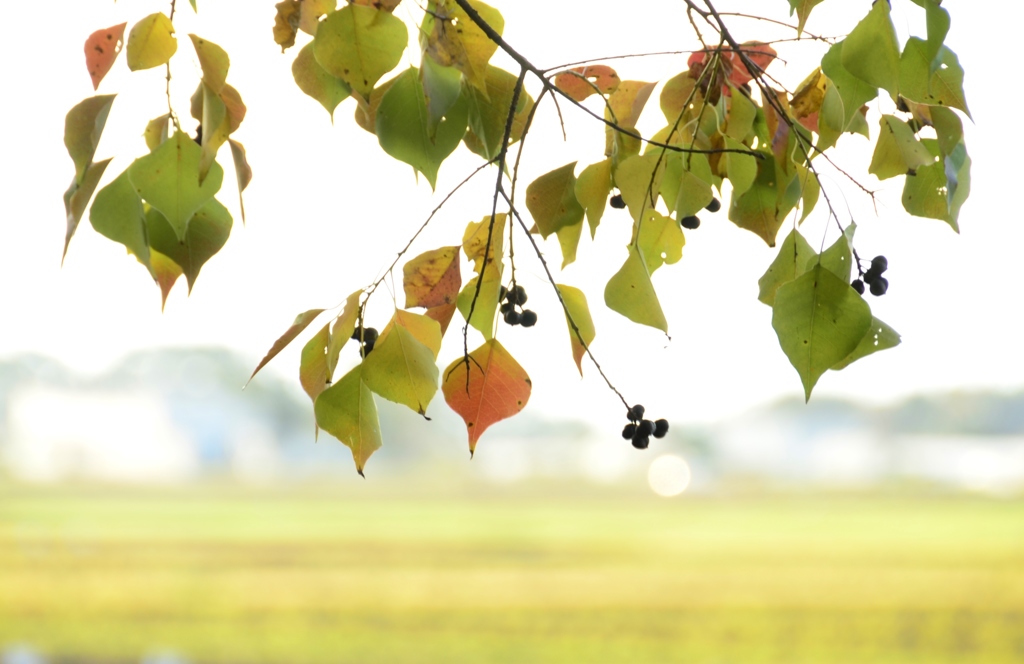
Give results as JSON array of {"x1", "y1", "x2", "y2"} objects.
[
  {"x1": 556, "y1": 285, "x2": 595, "y2": 376},
  {"x1": 403, "y1": 246, "x2": 462, "y2": 308},
  {"x1": 126, "y1": 13, "x2": 177, "y2": 71}
]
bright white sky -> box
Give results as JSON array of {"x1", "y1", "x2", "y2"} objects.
[{"x1": 0, "y1": 0, "x2": 1019, "y2": 434}]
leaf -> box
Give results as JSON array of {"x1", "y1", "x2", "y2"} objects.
[
  {"x1": 63, "y1": 158, "x2": 112, "y2": 261},
  {"x1": 635, "y1": 210, "x2": 684, "y2": 273},
  {"x1": 726, "y1": 86, "x2": 757, "y2": 141},
  {"x1": 150, "y1": 249, "x2": 183, "y2": 311},
  {"x1": 831, "y1": 316, "x2": 901, "y2": 371},
  {"x1": 789, "y1": 68, "x2": 827, "y2": 131},
  {"x1": 463, "y1": 65, "x2": 534, "y2": 160},
  {"x1": 299, "y1": 0, "x2": 336, "y2": 35},
  {"x1": 757, "y1": 228, "x2": 816, "y2": 306},
  {"x1": 326, "y1": 290, "x2": 364, "y2": 378},
  {"x1": 869, "y1": 115, "x2": 934, "y2": 180},
  {"x1": 556, "y1": 220, "x2": 584, "y2": 269},
  {"x1": 145, "y1": 114, "x2": 171, "y2": 151},
  {"x1": 273, "y1": 0, "x2": 301, "y2": 52},
  {"x1": 126, "y1": 13, "x2": 177, "y2": 71},
  {"x1": 462, "y1": 213, "x2": 506, "y2": 273},
  {"x1": 249, "y1": 309, "x2": 328, "y2": 385},
  {"x1": 375, "y1": 67, "x2": 468, "y2": 188},
  {"x1": 796, "y1": 165, "x2": 820, "y2": 223},
  {"x1": 554, "y1": 65, "x2": 621, "y2": 101},
  {"x1": 404, "y1": 246, "x2": 462, "y2": 308},
  {"x1": 605, "y1": 80, "x2": 656, "y2": 159},
  {"x1": 557, "y1": 284, "x2": 596, "y2": 376},
  {"x1": 313, "y1": 4, "x2": 408, "y2": 100},
  {"x1": 574, "y1": 159, "x2": 612, "y2": 238},
  {"x1": 300, "y1": 324, "x2": 332, "y2": 409},
  {"x1": 292, "y1": 42, "x2": 351, "y2": 118},
  {"x1": 228, "y1": 139, "x2": 252, "y2": 222},
  {"x1": 314, "y1": 364, "x2": 382, "y2": 475},
  {"x1": 189, "y1": 82, "x2": 246, "y2": 183},
  {"x1": 146, "y1": 198, "x2": 232, "y2": 292},
  {"x1": 672, "y1": 154, "x2": 715, "y2": 218},
  {"x1": 724, "y1": 136, "x2": 757, "y2": 198},
  {"x1": 604, "y1": 245, "x2": 668, "y2": 332},
  {"x1": 819, "y1": 223, "x2": 856, "y2": 282},
  {"x1": 84, "y1": 23, "x2": 126, "y2": 90},
  {"x1": 189, "y1": 34, "x2": 229, "y2": 94},
  {"x1": 525, "y1": 162, "x2": 585, "y2": 238},
  {"x1": 840, "y1": 1, "x2": 900, "y2": 96},
  {"x1": 352, "y1": 0, "x2": 401, "y2": 10},
  {"x1": 65, "y1": 95, "x2": 116, "y2": 184},
  {"x1": 728, "y1": 152, "x2": 785, "y2": 247},
  {"x1": 390, "y1": 309, "x2": 443, "y2": 357},
  {"x1": 361, "y1": 310, "x2": 441, "y2": 415},
  {"x1": 726, "y1": 42, "x2": 777, "y2": 86},
  {"x1": 442, "y1": 339, "x2": 531, "y2": 454},
  {"x1": 353, "y1": 74, "x2": 398, "y2": 134},
  {"x1": 127, "y1": 131, "x2": 224, "y2": 241},
  {"x1": 660, "y1": 71, "x2": 699, "y2": 124},
  {"x1": 614, "y1": 153, "x2": 664, "y2": 223},
  {"x1": 902, "y1": 138, "x2": 969, "y2": 232},
  {"x1": 421, "y1": 56, "x2": 462, "y2": 138},
  {"x1": 457, "y1": 274, "x2": 502, "y2": 339},
  {"x1": 787, "y1": 0, "x2": 826, "y2": 34},
  {"x1": 423, "y1": 0, "x2": 504, "y2": 94},
  {"x1": 88, "y1": 168, "x2": 152, "y2": 274},
  {"x1": 772, "y1": 265, "x2": 872, "y2": 401},
  {"x1": 425, "y1": 302, "x2": 458, "y2": 336},
  {"x1": 819, "y1": 41, "x2": 877, "y2": 149},
  {"x1": 927, "y1": 47, "x2": 970, "y2": 117}
]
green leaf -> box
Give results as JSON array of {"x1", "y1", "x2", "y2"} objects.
[
  {"x1": 228, "y1": 139, "x2": 252, "y2": 222},
  {"x1": 902, "y1": 138, "x2": 969, "y2": 232},
  {"x1": 820, "y1": 41, "x2": 877, "y2": 149},
  {"x1": 841, "y1": 0, "x2": 901, "y2": 96},
  {"x1": 144, "y1": 114, "x2": 171, "y2": 151},
  {"x1": 327, "y1": 290, "x2": 364, "y2": 379},
  {"x1": 725, "y1": 86, "x2": 756, "y2": 141},
  {"x1": 64, "y1": 95, "x2": 116, "y2": 184},
  {"x1": 421, "y1": 56, "x2": 462, "y2": 138},
  {"x1": 249, "y1": 309, "x2": 328, "y2": 385},
  {"x1": 635, "y1": 211, "x2": 684, "y2": 273},
  {"x1": 189, "y1": 34, "x2": 229, "y2": 93},
  {"x1": 574, "y1": 159, "x2": 612, "y2": 238},
  {"x1": 313, "y1": 4, "x2": 407, "y2": 99},
  {"x1": 604, "y1": 245, "x2": 668, "y2": 333},
  {"x1": 126, "y1": 13, "x2": 177, "y2": 71},
  {"x1": 292, "y1": 42, "x2": 351, "y2": 118},
  {"x1": 457, "y1": 274, "x2": 502, "y2": 340},
  {"x1": 463, "y1": 65, "x2": 533, "y2": 160},
  {"x1": 525, "y1": 162, "x2": 585, "y2": 237},
  {"x1": 928, "y1": 47, "x2": 970, "y2": 118},
  {"x1": 314, "y1": 364, "x2": 382, "y2": 475},
  {"x1": 674, "y1": 154, "x2": 715, "y2": 219},
  {"x1": 832, "y1": 317, "x2": 901, "y2": 371},
  {"x1": 819, "y1": 223, "x2": 856, "y2": 282},
  {"x1": 556, "y1": 220, "x2": 584, "y2": 269},
  {"x1": 772, "y1": 265, "x2": 872, "y2": 400},
  {"x1": 930, "y1": 106, "x2": 964, "y2": 157},
  {"x1": 89, "y1": 168, "x2": 152, "y2": 275},
  {"x1": 556, "y1": 284, "x2": 596, "y2": 376},
  {"x1": 375, "y1": 67, "x2": 468, "y2": 189},
  {"x1": 787, "y1": 0, "x2": 826, "y2": 34},
  {"x1": 757, "y1": 228, "x2": 816, "y2": 306},
  {"x1": 189, "y1": 0, "x2": 197, "y2": 11},
  {"x1": 869, "y1": 115, "x2": 934, "y2": 180},
  {"x1": 728, "y1": 152, "x2": 784, "y2": 247},
  {"x1": 127, "y1": 131, "x2": 224, "y2": 241},
  {"x1": 146, "y1": 197, "x2": 233, "y2": 292},
  {"x1": 63, "y1": 158, "x2": 112, "y2": 261},
  {"x1": 796, "y1": 165, "x2": 820, "y2": 223},
  {"x1": 300, "y1": 323, "x2": 332, "y2": 411},
  {"x1": 724, "y1": 136, "x2": 757, "y2": 197},
  {"x1": 361, "y1": 311, "x2": 440, "y2": 415}
]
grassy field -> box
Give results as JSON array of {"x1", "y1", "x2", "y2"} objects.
[{"x1": 1, "y1": 484, "x2": 1023, "y2": 663}]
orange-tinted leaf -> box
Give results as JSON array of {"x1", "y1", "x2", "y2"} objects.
[
  {"x1": 425, "y1": 302, "x2": 457, "y2": 336},
  {"x1": 729, "y1": 41, "x2": 777, "y2": 86},
  {"x1": 150, "y1": 249, "x2": 183, "y2": 311},
  {"x1": 248, "y1": 309, "x2": 326, "y2": 385},
  {"x1": 556, "y1": 284, "x2": 595, "y2": 376},
  {"x1": 273, "y1": 0, "x2": 301, "y2": 52},
  {"x1": 299, "y1": 0, "x2": 336, "y2": 34},
  {"x1": 84, "y1": 23, "x2": 126, "y2": 90},
  {"x1": 403, "y1": 246, "x2": 461, "y2": 308},
  {"x1": 554, "y1": 65, "x2": 620, "y2": 102},
  {"x1": 442, "y1": 339, "x2": 531, "y2": 454}
]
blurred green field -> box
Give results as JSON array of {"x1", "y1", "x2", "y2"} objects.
[{"x1": 1, "y1": 484, "x2": 1023, "y2": 663}]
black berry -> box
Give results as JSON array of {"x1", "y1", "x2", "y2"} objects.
[
  {"x1": 852, "y1": 279, "x2": 865, "y2": 295},
  {"x1": 500, "y1": 301, "x2": 514, "y2": 314},
  {"x1": 360, "y1": 339, "x2": 375, "y2": 357},
  {"x1": 351, "y1": 327, "x2": 378, "y2": 343},
  {"x1": 863, "y1": 267, "x2": 880, "y2": 285},
  {"x1": 631, "y1": 435, "x2": 650, "y2": 450},
  {"x1": 871, "y1": 255, "x2": 888, "y2": 273},
  {"x1": 609, "y1": 194, "x2": 626, "y2": 209},
  {"x1": 705, "y1": 198, "x2": 721, "y2": 213},
  {"x1": 504, "y1": 309, "x2": 522, "y2": 325},
  {"x1": 628, "y1": 404, "x2": 645, "y2": 421},
  {"x1": 681, "y1": 215, "x2": 701, "y2": 229},
  {"x1": 653, "y1": 419, "x2": 669, "y2": 438},
  {"x1": 520, "y1": 310, "x2": 537, "y2": 327},
  {"x1": 639, "y1": 419, "x2": 655, "y2": 436},
  {"x1": 869, "y1": 276, "x2": 888, "y2": 296},
  {"x1": 509, "y1": 285, "x2": 528, "y2": 306},
  {"x1": 622, "y1": 423, "x2": 637, "y2": 439}
]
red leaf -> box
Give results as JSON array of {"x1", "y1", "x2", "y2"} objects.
[
  {"x1": 85, "y1": 23, "x2": 127, "y2": 90},
  {"x1": 442, "y1": 339, "x2": 531, "y2": 454},
  {"x1": 728, "y1": 41, "x2": 777, "y2": 86},
  {"x1": 554, "y1": 65, "x2": 621, "y2": 102}
]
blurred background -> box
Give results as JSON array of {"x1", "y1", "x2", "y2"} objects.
[{"x1": 2, "y1": 0, "x2": 1024, "y2": 661}]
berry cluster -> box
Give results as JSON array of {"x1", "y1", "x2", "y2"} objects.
[
  {"x1": 620, "y1": 404, "x2": 669, "y2": 450},
  {"x1": 500, "y1": 285, "x2": 537, "y2": 327},
  {"x1": 851, "y1": 255, "x2": 889, "y2": 296},
  {"x1": 351, "y1": 326, "x2": 378, "y2": 357},
  {"x1": 680, "y1": 197, "x2": 721, "y2": 230}
]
